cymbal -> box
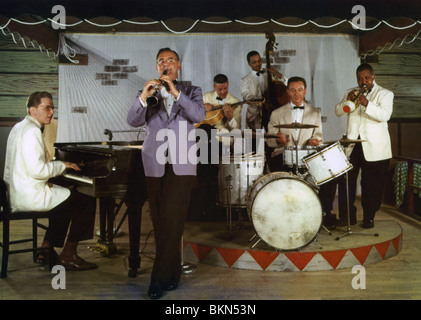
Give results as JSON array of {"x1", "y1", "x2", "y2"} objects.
[
  {"x1": 274, "y1": 122, "x2": 318, "y2": 129},
  {"x1": 325, "y1": 138, "x2": 366, "y2": 145},
  {"x1": 216, "y1": 132, "x2": 279, "y2": 139}
]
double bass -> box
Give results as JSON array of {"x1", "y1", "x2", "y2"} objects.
[{"x1": 261, "y1": 32, "x2": 289, "y2": 130}]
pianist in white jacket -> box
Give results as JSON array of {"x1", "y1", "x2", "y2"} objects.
[{"x1": 3, "y1": 91, "x2": 98, "y2": 271}]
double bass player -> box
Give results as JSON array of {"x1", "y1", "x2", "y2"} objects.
[{"x1": 241, "y1": 50, "x2": 288, "y2": 131}]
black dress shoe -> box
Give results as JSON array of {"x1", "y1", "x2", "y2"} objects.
[
  {"x1": 362, "y1": 220, "x2": 374, "y2": 229},
  {"x1": 58, "y1": 254, "x2": 98, "y2": 271},
  {"x1": 36, "y1": 249, "x2": 58, "y2": 265},
  {"x1": 164, "y1": 281, "x2": 178, "y2": 291},
  {"x1": 337, "y1": 219, "x2": 357, "y2": 227},
  {"x1": 323, "y1": 218, "x2": 341, "y2": 229},
  {"x1": 148, "y1": 282, "x2": 163, "y2": 299}
]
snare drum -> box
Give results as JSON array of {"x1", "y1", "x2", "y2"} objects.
[
  {"x1": 283, "y1": 146, "x2": 319, "y2": 168},
  {"x1": 218, "y1": 154, "x2": 264, "y2": 207},
  {"x1": 302, "y1": 142, "x2": 352, "y2": 185},
  {"x1": 247, "y1": 172, "x2": 323, "y2": 251}
]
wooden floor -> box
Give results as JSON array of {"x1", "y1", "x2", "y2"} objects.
[{"x1": 1, "y1": 197, "x2": 421, "y2": 301}]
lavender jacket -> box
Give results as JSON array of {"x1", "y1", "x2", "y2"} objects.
[{"x1": 127, "y1": 83, "x2": 205, "y2": 177}]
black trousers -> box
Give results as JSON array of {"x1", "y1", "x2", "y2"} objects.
[
  {"x1": 338, "y1": 142, "x2": 389, "y2": 223},
  {"x1": 146, "y1": 164, "x2": 193, "y2": 286},
  {"x1": 45, "y1": 189, "x2": 96, "y2": 247}
]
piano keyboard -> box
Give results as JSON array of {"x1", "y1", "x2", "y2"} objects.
[{"x1": 63, "y1": 173, "x2": 93, "y2": 185}]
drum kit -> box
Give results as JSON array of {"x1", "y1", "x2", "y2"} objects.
[{"x1": 216, "y1": 121, "x2": 376, "y2": 252}]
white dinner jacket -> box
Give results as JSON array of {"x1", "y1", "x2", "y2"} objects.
[
  {"x1": 241, "y1": 71, "x2": 288, "y2": 130},
  {"x1": 3, "y1": 116, "x2": 70, "y2": 212},
  {"x1": 267, "y1": 102, "x2": 323, "y2": 156},
  {"x1": 335, "y1": 82, "x2": 393, "y2": 162},
  {"x1": 202, "y1": 90, "x2": 242, "y2": 131}
]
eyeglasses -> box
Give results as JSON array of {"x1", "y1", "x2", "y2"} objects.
[
  {"x1": 157, "y1": 57, "x2": 178, "y2": 65},
  {"x1": 38, "y1": 106, "x2": 55, "y2": 112}
]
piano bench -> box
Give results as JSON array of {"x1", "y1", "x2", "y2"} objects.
[{"x1": 0, "y1": 179, "x2": 54, "y2": 278}]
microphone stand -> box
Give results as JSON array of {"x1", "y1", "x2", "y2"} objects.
[
  {"x1": 180, "y1": 235, "x2": 197, "y2": 274},
  {"x1": 335, "y1": 137, "x2": 379, "y2": 240},
  {"x1": 103, "y1": 128, "x2": 145, "y2": 141}
]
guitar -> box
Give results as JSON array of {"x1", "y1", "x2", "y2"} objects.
[{"x1": 195, "y1": 98, "x2": 264, "y2": 128}]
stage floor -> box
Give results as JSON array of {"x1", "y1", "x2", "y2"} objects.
[
  {"x1": 183, "y1": 219, "x2": 403, "y2": 272},
  {"x1": 2, "y1": 200, "x2": 420, "y2": 300}
]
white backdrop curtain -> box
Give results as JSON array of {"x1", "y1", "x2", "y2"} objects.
[{"x1": 57, "y1": 33, "x2": 360, "y2": 143}]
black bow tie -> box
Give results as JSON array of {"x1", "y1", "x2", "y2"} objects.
[
  {"x1": 216, "y1": 97, "x2": 223, "y2": 101},
  {"x1": 173, "y1": 80, "x2": 177, "y2": 85},
  {"x1": 293, "y1": 106, "x2": 304, "y2": 110},
  {"x1": 256, "y1": 70, "x2": 265, "y2": 76}
]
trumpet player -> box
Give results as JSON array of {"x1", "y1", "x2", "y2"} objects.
[{"x1": 335, "y1": 63, "x2": 394, "y2": 229}]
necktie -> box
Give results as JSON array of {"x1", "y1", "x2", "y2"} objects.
[
  {"x1": 256, "y1": 70, "x2": 265, "y2": 76},
  {"x1": 293, "y1": 106, "x2": 304, "y2": 110}
]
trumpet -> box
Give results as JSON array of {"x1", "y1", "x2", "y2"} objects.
[
  {"x1": 146, "y1": 69, "x2": 170, "y2": 107},
  {"x1": 342, "y1": 85, "x2": 368, "y2": 113}
]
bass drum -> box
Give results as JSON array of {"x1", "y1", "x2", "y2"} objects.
[{"x1": 247, "y1": 172, "x2": 322, "y2": 251}]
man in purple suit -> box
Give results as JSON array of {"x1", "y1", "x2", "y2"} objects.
[{"x1": 127, "y1": 48, "x2": 205, "y2": 299}]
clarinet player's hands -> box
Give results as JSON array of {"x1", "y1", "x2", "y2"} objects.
[{"x1": 140, "y1": 79, "x2": 161, "y2": 104}]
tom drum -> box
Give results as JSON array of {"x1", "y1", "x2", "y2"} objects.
[
  {"x1": 302, "y1": 142, "x2": 352, "y2": 186},
  {"x1": 218, "y1": 153, "x2": 264, "y2": 207},
  {"x1": 283, "y1": 146, "x2": 319, "y2": 168}
]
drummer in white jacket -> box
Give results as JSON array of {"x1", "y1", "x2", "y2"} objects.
[
  {"x1": 335, "y1": 63, "x2": 393, "y2": 228},
  {"x1": 3, "y1": 91, "x2": 98, "y2": 270}
]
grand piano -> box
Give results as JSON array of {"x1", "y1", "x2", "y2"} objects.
[{"x1": 52, "y1": 141, "x2": 147, "y2": 278}]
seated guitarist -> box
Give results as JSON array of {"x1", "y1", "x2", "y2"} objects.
[
  {"x1": 189, "y1": 74, "x2": 241, "y2": 221},
  {"x1": 202, "y1": 74, "x2": 242, "y2": 135}
]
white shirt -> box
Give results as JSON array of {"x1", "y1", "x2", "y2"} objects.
[
  {"x1": 291, "y1": 103, "x2": 304, "y2": 141},
  {"x1": 291, "y1": 103, "x2": 304, "y2": 123},
  {"x1": 255, "y1": 71, "x2": 266, "y2": 93},
  {"x1": 160, "y1": 87, "x2": 175, "y2": 116}
]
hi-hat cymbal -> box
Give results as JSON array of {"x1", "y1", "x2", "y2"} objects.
[
  {"x1": 274, "y1": 122, "x2": 318, "y2": 129},
  {"x1": 325, "y1": 138, "x2": 367, "y2": 145}
]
